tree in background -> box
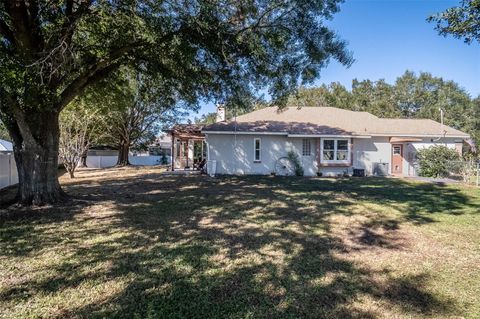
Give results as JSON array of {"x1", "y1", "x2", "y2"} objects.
[
  {"x1": 195, "y1": 102, "x2": 271, "y2": 124},
  {"x1": 59, "y1": 103, "x2": 104, "y2": 178},
  {"x1": 0, "y1": 0, "x2": 352, "y2": 205},
  {"x1": 79, "y1": 67, "x2": 186, "y2": 166},
  {"x1": 428, "y1": 0, "x2": 480, "y2": 44},
  {"x1": 106, "y1": 70, "x2": 183, "y2": 166},
  {"x1": 352, "y1": 79, "x2": 399, "y2": 117},
  {"x1": 195, "y1": 113, "x2": 218, "y2": 125}
]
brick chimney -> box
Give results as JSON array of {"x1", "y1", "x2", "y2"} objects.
[{"x1": 216, "y1": 104, "x2": 225, "y2": 122}]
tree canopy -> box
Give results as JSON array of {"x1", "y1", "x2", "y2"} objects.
[
  {"x1": 0, "y1": 0, "x2": 352, "y2": 205},
  {"x1": 428, "y1": 0, "x2": 480, "y2": 44}
]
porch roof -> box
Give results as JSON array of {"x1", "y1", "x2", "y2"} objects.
[{"x1": 168, "y1": 124, "x2": 205, "y2": 139}]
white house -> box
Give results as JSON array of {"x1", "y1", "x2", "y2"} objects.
[
  {"x1": 202, "y1": 107, "x2": 469, "y2": 177},
  {"x1": 0, "y1": 139, "x2": 13, "y2": 152}
]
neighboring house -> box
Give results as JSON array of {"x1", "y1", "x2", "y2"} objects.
[
  {"x1": 0, "y1": 139, "x2": 17, "y2": 189},
  {"x1": 202, "y1": 107, "x2": 469, "y2": 177},
  {"x1": 0, "y1": 139, "x2": 13, "y2": 152}
]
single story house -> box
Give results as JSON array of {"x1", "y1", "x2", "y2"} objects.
[{"x1": 202, "y1": 107, "x2": 469, "y2": 177}]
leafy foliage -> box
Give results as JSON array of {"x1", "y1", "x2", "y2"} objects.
[
  {"x1": 428, "y1": 0, "x2": 480, "y2": 44},
  {"x1": 417, "y1": 145, "x2": 460, "y2": 178},
  {"x1": 0, "y1": 0, "x2": 352, "y2": 116},
  {"x1": 0, "y1": 0, "x2": 352, "y2": 203},
  {"x1": 79, "y1": 67, "x2": 187, "y2": 164},
  {"x1": 287, "y1": 151, "x2": 304, "y2": 176},
  {"x1": 0, "y1": 120, "x2": 9, "y2": 140}
]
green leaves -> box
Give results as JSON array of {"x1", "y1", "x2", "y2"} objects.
[
  {"x1": 428, "y1": 0, "x2": 480, "y2": 44},
  {"x1": 417, "y1": 145, "x2": 460, "y2": 178}
]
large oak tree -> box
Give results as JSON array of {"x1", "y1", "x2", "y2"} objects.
[{"x1": 0, "y1": 0, "x2": 351, "y2": 205}]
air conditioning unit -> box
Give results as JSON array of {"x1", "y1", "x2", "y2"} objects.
[{"x1": 372, "y1": 162, "x2": 389, "y2": 176}]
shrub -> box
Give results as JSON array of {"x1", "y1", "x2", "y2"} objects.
[
  {"x1": 417, "y1": 145, "x2": 460, "y2": 178},
  {"x1": 287, "y1": 151, "x2": 304, "y2": 176}
]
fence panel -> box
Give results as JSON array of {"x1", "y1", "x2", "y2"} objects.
[
  {"x1": 84, "y1": 155, "x2": 164, "y2": 168},
  {"x1": 129, "y1": 156, "x2": 162, "y2": 166},
  {"x1": 446, "y1": 160, "x2": 480, "y2": 187}
]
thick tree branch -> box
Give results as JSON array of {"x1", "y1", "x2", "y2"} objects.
[
  {"x1": 5, "y1": 0, "x2": 44, "y2": 55},
  {"x1": 57, "y1": 42, "x2": 145, "y2": 109},
  {"x1": 0, "y1": 20, "x2": 14, "y2": 43}
]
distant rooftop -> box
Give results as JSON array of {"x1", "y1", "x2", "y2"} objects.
[{"x1": 0, "y1": 139, "x2": 13, "y2": 151}]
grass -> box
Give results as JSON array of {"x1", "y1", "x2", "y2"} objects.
[{"x1": 0, "y1": 166, "x2": 479, "y2": 318}]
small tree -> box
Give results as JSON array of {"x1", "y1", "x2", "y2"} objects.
[
  {"x1": 417, "y1": 145, "x2": 460, "y2": 178},
  {"x1": 59, "y1": 104, "x2": 104, "y2": 178}
]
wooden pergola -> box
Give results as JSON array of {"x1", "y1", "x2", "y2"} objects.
[{"x1": 167, "y1": 124, "x2": 206, "y2": 171}]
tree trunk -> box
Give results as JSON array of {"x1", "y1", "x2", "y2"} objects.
[
  {"x1": 117, "y1": 141, "x2": 130, "y2": 166},
  {"x1": 79, "y1": 144, "x2": 88, "y2": 168},
  {"x1": 10, "y1": 111, "x2": 67, "y2": 205}
]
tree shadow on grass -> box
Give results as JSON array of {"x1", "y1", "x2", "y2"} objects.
[{"x1": 0, "y1": 172, "x2": 476, "y2": 318}]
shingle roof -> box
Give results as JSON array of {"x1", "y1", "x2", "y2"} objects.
[{"x1": 202, "y1": 107, "x2": 469, "y2": 137}]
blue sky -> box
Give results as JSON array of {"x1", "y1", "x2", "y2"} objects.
[{"x1": 191, "y1": 0, "x2": 479, "y2": 119}]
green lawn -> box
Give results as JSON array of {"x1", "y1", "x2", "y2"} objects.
[{"x1": 1, "y1": 167, "x2": 479, "y2": 318}]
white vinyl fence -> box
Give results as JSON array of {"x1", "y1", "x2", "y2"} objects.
[
  {"x1": 84, "y1": 155, "x2": 166, "y2": 168},
  {"x1": 0, "y1": 153, "x2": 18, "y2": 190}
]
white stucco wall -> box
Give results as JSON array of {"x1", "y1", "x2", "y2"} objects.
[
  {"x1": 353, "y1": 137, "x2": 392, "y2": 175},
  {"x1": 206, "y1": 134, "x2": 321, "y2": 176},
  {"x1": 206, "y1": 133, "x2": 462, "y2": 177},
  {"x1": 353, "y1": 136, "x2": 459, "y2": 176}
]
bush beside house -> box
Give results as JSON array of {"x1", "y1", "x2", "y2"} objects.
[{"x1": 417, "y1": 145, "x2": 460, "y2": 178}]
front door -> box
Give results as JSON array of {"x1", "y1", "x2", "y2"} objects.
[{"x1": 391, "y1": 144, "x2": 403, "y2": 175}]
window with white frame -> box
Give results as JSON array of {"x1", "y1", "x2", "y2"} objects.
[
  {"x1": 254, "y1": 138, "x2": 261, "y2": 162},
  {"x1": 302, "y1": 139, "x2": 311, "y2": 156},
  {"x1": 321, "y1": 138, "x2": 350, "y2": 163}
]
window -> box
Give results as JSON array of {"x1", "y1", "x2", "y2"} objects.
[
  {"x1": 302, "y1": 139, "x2": 311, "y2": 156},
  {"x1": 393, "y1": 146, "x2": 401, "y2": 155},
  {"x1": 321, "y1": 139, "x2": 350, "y2": 163},
  {"x1": 254, "y1": 138, "x2": 261, "y2": 162}
]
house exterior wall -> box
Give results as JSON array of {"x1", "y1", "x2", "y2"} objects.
[
  {"x1": 353, "y1": 137, "x2": 458, "y2": 176},
  {"x1": 206, "y1": 133, "x2": 461, "y2": 177}
]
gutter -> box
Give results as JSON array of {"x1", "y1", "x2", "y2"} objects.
[{"x1": 202, "y1": 130, "x2": 469, "y2": 139}]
